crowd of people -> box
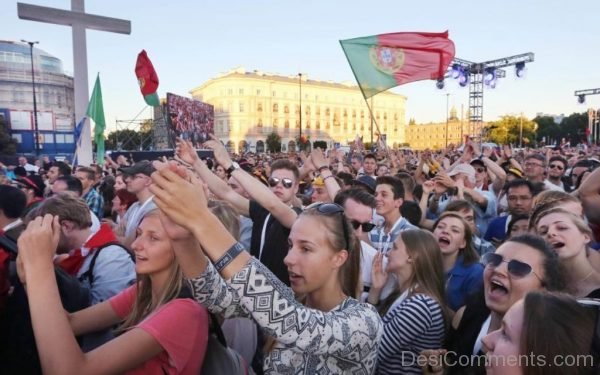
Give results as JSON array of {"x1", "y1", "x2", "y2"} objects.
[{"x1": 1, "y1": 139, "x2": 600, "y2": 374}]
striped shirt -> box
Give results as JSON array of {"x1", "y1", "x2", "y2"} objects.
[{"x1": 377, "y1": 294, "x2": 445, "y2": 374}]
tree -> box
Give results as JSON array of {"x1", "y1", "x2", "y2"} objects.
[
  {"x1": 486, "y1": 115, "x2": 536, "y2": 146},
  {"x1": 533, "y1": 116, "x2": 560, "y2": 145},
  {"x1": 265, "y1": 131, "x2": 282, "y2": 153},
  {"x1": 559, "y1": 112, "x2": 587, "y2": 145},
  {"x1": 105, "y1": 129, "x2": 153, "y2": 150},
  {"x1": 0, "y1": 117, "x2": 17, "y2": 155}
]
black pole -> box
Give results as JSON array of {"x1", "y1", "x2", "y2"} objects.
[
  {"x1": 445, "y1": 93, "x2": 449, "y2": 148},
  {"x1": 299, "y1": 73, "x2": 302, "y2": 142},
  {"x1": 370, "y1": 97, "x2": 373, "y2": 147},
  {"x1": 23, "y1": 40, "x2": 40, "y2": 156}
]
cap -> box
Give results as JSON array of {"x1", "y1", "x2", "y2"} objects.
[
  {"x1": 353, "y1": 175, "x2": 376, "y2": 194},
  {"x1": 447, "y1": 164, "x2": 476, "y2": 184},
  {"x1": 118, "y1": 160, "x2": 155, "y2": 177}
]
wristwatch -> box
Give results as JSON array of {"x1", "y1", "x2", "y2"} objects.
[{"x1": 226, "y1": 162, "x2": 240, "y2": 174}]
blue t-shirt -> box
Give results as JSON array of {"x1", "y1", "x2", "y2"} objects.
[{"x1": 445, "y1": 256, "x2": 484, "y2": 311}]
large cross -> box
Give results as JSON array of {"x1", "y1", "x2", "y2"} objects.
[{"x1": 18, "y1": 0, "x2": 131, "y2": 166}]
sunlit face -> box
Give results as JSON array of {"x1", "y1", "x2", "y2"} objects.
[
  {"x1": 74, "y1": 171, "x2": 94, "y2": 191},
  {"x1": 547, "y1": 161, "x2": 566, "y2": 179},
  {"x1": 284, "y1": 215, "x2": 347, "y2": 295},
  {"x1": 125, "y1": 173, "x2": 151, "y2": 195},
  {"x1": 376, "y1": 165, "x2": 389, "y2": 177},
  {"x1": 483, "y1": 242, "x2": 545, "y2": 315},
  {"x1": 269, "y1": 168, "x2": 298, "y2": 204},
  {"x1": 506, "y1": 185, "x2": 533, "y2": 215},
  {"x1": 311, "y1": 185, "x2": 330, "y2": 203},
  {"x1": 508, "y1": 219, "x2": 529, "y2": 238},
  {"x1": 385, "y1": 237, "x2": 412, "y2": 276},
  {"x1": 482, "y1": 300, "x2": 524, "y2": 375},
  {"x1": 131, "y1": 215, "x2": 175, "y2": 276},
  {"x1": 536, "y1": 212, "x2": 590, "y2": 260},
  {"x1": 47, "y1": 166, "x2": 61, "y2": 184},
  {"x1": 215, "y1": 165, "x2": 227, "y2": 180},
  {"x1": 363, "y1": 158, "x2": 377, "y2": 175},
  {"x1": 524, "y1": 158, "x2": 545, "y2": 179},
  {"x1": 343, "y1": 198, "x2": 374, "y2": 239},
  {"x1": 433, "y1": 217, "x2": 467, "y2": 256},
  {"x1": 114, "y1": 175, "x2": 126, "y2": 191},
  {"x1": 351, "y1": 157, "x2": 362, "y2": 172},
  {"x1": 375, "y1": 183, "x2": 401, "y2": 217}
]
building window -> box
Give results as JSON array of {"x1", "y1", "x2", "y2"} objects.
[
  {"x1": 384, "y1": 112, "x2": 388, "y2": 120},
  {"x1": 295, "y1": 105, "x2": 299, "y2": 114},
  {"x1": 295, "y1": 120, "x2": 300, "y2": 128},
  {"x1": 228, "y1": 89, "x2": 233, "y2": 95},
  {"x1": 325, "y1": 108, "x2": 330, "y2": 116},
  {"x1": 239, "y1": 89, "x2": 244, "y2": 95},
  {"x1": 272, "y1": 91, "x2": 276, "y2": 97},
  {"x1": 361, "y1": 110, "x2": 365, "y2": 118},
  {"x1": 258, "y1": 119, "x2": 263, "y2": 127},
  {"x1": 343, "y1": 110, "x2": 348, "y2": 118},
  {"x1": 305, "y1": 106, "x2": 310, "y2": 115},
  {"x1": 256, "y1": 89, "x2": 261, "y2": 96},
  {"x1": 273, "y1": 118, "x2": 279, "y2": 128},
  {"x1": 257, "y1": 103, "x2": 263, "y2": 112},
  {"x1": 316, "y1": 121, "x2": 320, "y2": 129},
  {"x1": 316, "y1": 106, "x2": 320, "y2": 115},
  {"x1": 284, "y1": 105, "x2": 289, "y2": 114},
  {"x1": 273, "y1": 103, "x2": 278, "y2": 112},
  {"x1": 306, "y1": 120, "x2": 311, "y2": 129},
  {"x1": 239, "y1": 102, "x2": 245, "y2": 112},
  {"x1": 285, "y1": 120, "x2": 289, "y2": 128},
  {"x1": 352, "y1": 110, "x2": 356, "y2": 118}
]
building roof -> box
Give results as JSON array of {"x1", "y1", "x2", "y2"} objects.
[{"x1": 190, "y1": 67, "x2": 406, "y2": 99}]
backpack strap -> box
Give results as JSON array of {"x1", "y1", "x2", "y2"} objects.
[{"x1": 79, "y1": 242, "x2": 134, "y2": 286}]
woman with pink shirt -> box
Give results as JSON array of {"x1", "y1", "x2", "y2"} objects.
[{"x1": 16, "y1": 210, "x2": 209, "y2": 374}]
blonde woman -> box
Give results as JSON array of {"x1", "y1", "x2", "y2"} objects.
[
  {"x1": 16, "y1": 210, "x2": 209, "y2": 374},
  {"x1": 150, "y1": 162, "x2": 383, "y2": 374}
]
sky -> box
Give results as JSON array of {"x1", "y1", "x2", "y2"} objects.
[{"x1": 3, "y1": 0, "x2": 600, "y2": 133}]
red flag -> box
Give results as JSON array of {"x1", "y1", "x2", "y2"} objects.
[
  {"x1": 340, "y1": 31, "x2": 455, "y2": 98},
  {"x1": 135, "y1": 50, "x2": 160, "y2": 106}
]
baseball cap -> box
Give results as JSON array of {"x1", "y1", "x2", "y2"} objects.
[
  {"x1": 118, "y1": 160, "x2": 155, "y2": 177},
  {"x1": 447, "y1": 164, "x2": 476, "y2": 184}
]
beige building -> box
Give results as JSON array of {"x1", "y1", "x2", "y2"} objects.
[
  {"x1": 406, "y1": 107, "x2": 486, "y2": 150},
  {"x1": 190, "y1": 67, "x2": 407, "y2": 153}
]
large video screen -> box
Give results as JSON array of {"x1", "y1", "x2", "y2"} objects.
[{"x1": 166, "y1": 93, "x2": 214, "y2": 148}]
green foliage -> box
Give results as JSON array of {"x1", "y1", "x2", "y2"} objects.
[
  {"x1": 313, "y1": 140, "x2": 327, "y2": 150},
  {"x1": 485, "y1": 115, "x2": 536, "y2": 145},
  {"x1": 559, "y1": 112, "x2": 587, "y2": 144},
  {"x1": 266, "y1": 131, "x2": 282, "y2": 153},
  {"x1": 104, "y1": 129, "x2": 153, "y2": 150},
  {"x1": 0, "y1": 117, "x2": 17, "y2": 155}
]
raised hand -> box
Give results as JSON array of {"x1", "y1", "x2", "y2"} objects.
[
  {"x1": 310, "y1": 147, "x2": 328, "y2": 170},
  {"x1": 371, "y1": 251, "x2": 389, "y2": 292},
  {"x1": 175, "y1": 138, "x2": 200, "y2": 166},
  {"x1": 503, "y1": 144, "x2": 512, "y2": 159},
  {"x1": 17, "y1": 215, "x2": 61, "y2": 276},
  {"x1": 203, "y1": 134, "x2": 233, "y2": 169},
  {"x1": 150, "y1": 162, "x2": 208, "y2": 229},
  {"x1": 422, "y1": 180, "x2": 435, "y2": 195}
]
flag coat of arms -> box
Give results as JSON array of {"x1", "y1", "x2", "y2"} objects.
[{"x1": 340, "y1": 31, "x2": 455, "y2": 98}]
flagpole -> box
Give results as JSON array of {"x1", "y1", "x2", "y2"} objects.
[{"x1": 363, "y1": 94, "x2": 389, "y2": 154}]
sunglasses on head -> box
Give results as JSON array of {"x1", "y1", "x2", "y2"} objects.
[
  {"x1": 350, "y1": 220, "x2": 376, "y2": 232},
  {"x1": 482, "y1": 253, "x2": 543, "y2": 281},
  {"x1": 267, "y1": 177, "x2": 294, "y2": 189},
  {"x1": 309, "y1": 203, "x2": 350, "y2": 250}
]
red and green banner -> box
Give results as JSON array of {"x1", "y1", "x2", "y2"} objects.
[
  {"x1": 135, "y1": 50, "x2": 160, "y2": 106},
  {"x1": 340, "y1": 31, "x2": 455, "y2": 99}
]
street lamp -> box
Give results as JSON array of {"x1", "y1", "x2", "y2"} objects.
[
  {"x1": 21, "y1": 39, "x2": 40, "y2": 156},
  {"x1": 298, "y1": 73, "x2": 302, "y2": 142},
  {"x1": 445, "y1": 93, "x2": 450, "y2": 148}
]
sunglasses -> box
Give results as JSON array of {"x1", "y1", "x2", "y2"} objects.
[
  {"x1": 309, "y1": 203, "x2": 350, "y2": 250},
  {"x1": 549, "y1": 164, "x2": 564, "y2": 170},
  {"x1": 481, "y1": 253, "x2": 543, "y2": 281},
  {"x1": 267, "y1": 177, "x2": 294, "y2": 189},
  {"x1": 350, "y1": 220, "x2": 376, "y2": 232}
]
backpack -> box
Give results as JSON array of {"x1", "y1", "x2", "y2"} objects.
[
  {"x1": 176, "y1": 285, "x2": 249, "y2": 375},
  {"x1": 200, "y1": 314, "x2": 250, "y2": 375},
  {"x1": 78, "y1": 241, "x2": 135, "y2": 287},
  {"x1": 0, "y1": 234, "x2": 91, "y2": 374}
]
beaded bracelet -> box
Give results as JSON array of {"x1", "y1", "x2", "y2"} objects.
[{"x1": 214, "y1": 242, "x2": 245, "y2": 272}]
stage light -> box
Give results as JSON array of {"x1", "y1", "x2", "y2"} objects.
[
  {"x1": 458, "y1": 68, "x2": 470, "y2": 87},
  {"x1": 515, "y1": 62, "x2": 526, "y2": 78},
  {"x1": 450, "y1": 64, "x2": 461, "y2": 79},
  {"x1": 436, "y1": 79, "x2": 445, "y2": 89},
  {"x1": 484, "y1": 68, "x2": 497, "y2": 88},
  {"x1": 578, "y1": 95, "x2": 586, "y2": 104}
]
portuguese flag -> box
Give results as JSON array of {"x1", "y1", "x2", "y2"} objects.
[
  {"x1": 135, "y1": 50, "x2": 160, "y2": 106},
  {"x1": 340, "y1": 31, "x2": 455, "y2": 99}
]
